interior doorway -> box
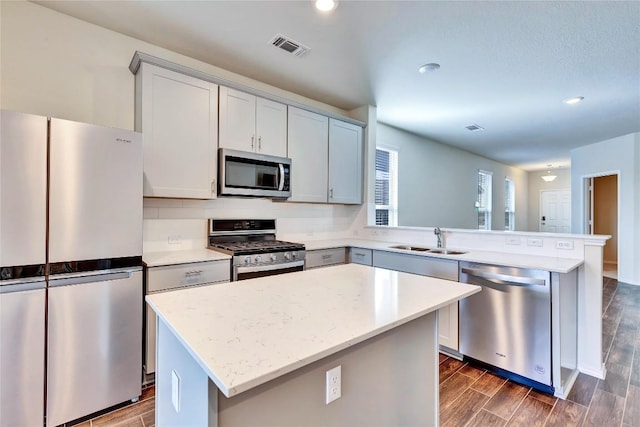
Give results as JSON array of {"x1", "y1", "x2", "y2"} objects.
[
  {"x1": 540, "y1": 189, "x2": 571, "y2": 233},
  {"x1": 586, "y1": 174, "x2": 619, "y2": 279}
]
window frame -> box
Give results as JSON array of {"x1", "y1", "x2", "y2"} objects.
[
  {"x1": 504, "y1": 177, "x2": 516, "y2": 231},
  {"x1": 477, "y1": 170, "x2": 493, "y2": 230},
  {"x1": 375, "y1": 146, "x2": 398, "y2": 227}
]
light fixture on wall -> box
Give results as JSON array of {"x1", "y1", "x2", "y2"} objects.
[{"x1": 541, "y1": 164, "x2": 557, "y2": 182}]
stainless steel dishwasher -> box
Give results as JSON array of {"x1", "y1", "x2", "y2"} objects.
[{"x1": 459, "y1": 262, "x2": 552, "y2": 392}]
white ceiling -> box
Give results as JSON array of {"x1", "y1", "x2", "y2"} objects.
[{"x1": 34, "y1": 0, "x2": 640, "y2": 171}]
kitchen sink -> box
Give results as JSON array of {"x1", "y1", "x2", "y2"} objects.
[
  {"x1": 389, "y1": 245, "x2": 432, "y2": 252},
  {"x1": 428, "y1": 249, "x2": 467, "y2": 255}
]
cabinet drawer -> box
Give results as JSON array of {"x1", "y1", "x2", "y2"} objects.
[
  {"x1": 372, "y1": 251, "x2": 458, "y2": 281},
  {"x1": 349, "y1": 247, "x2": 372, "y2": 266},
  {"x1": 306, "y1": 248, "x2": 347, "y2": 269},
  {"x1": 147, "y1": 260, "x2": 230, "y2": 293}
]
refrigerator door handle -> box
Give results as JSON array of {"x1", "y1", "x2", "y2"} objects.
[{"x1": 48, "y1": 270, "x2": 133, "y2": 288}]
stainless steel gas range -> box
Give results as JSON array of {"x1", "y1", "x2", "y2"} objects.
[{"x1": 208, "y1": 219, "x2": 305, "y2": 281}]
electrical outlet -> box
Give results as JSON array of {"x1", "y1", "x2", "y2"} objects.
[
  {"x1": 527, "y1": 238, "x2": 543, "y2": 247},
  {"x1": 325, "y1": 366, "x2": 342, "y2": 404},
  {"x1": 556, "y1": 240, "x2": 574, "y2": 250},
  {"x1": 505, "y1": 237, "x2": 521, "y2": 246},
  {"x1": 168, "y1": 235, "x2": 182, "y2": 245}
]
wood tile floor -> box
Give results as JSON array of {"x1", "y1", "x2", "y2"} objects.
[{"x1": 70, "y1": 277, "x2": 638, "y2": 426}]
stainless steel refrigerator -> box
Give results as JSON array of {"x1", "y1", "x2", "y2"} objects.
[{"x1": 0, "y1": 110, "x2": 143, "y2": 427}]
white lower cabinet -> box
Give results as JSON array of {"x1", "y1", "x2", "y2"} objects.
[
  {"x1": 305, "y1": 248, "x2": 347, "y2": 269},
  {"x1": 372, "y1": 250, "x2": 460, "y2": 351},
  {"x1": 145, "y1": 260, "x2": 230, "y2": 375},
  {"x1": 349, "y1": 247, "x2": 373, "y2": 265}
]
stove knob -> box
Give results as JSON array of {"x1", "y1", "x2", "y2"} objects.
[
  {"x1": 291, "y1": 252, "x2": 297, "y2": 259},
  {"x1": 255, "y1": 255, "x2": 262, "y2": 263},
  {"x1": 284, "y1": 252, "x2": 291, "y2": 260},
  {"x1": 270, "y1": 254, "x2": 277, "y2": 262},
  {"x1": 244, "y1": 256, "x2": 251, "y2": 265}
]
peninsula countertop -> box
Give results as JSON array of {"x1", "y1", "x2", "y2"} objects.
[
  {"x1": 299, "y1": 238, "x2": 583, "y2": 273},
  {"x1": 146, "y1": 263, "x2": 480, "y2": 398}
]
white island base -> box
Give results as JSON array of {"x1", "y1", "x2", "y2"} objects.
[{"x1": 147, "y1": 264, "x2": 480, "y2": 426}]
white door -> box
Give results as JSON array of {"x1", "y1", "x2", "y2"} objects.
[
  {"x1": 328, "y1": 119, "x2": 363, "y2": 204},
  {"x1": 138, "y1": 63, "x2": 218, "y2": 199},
  {"x1": 287, "y1": 106, "x2": 329, "y2": 203},
  {"x1": 256, "y1": 97, "x2": 287, "y2": 157},
  {"x1": 219, "y1": 87, "x2": 256, "y2": 152},
  {"x1": 540, "y1": 190, "x2": 571, "y2": 233}
]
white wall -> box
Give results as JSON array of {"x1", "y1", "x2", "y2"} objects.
[
  {"x1": 377, "y1": 123, "x2": 529, "y2": 231},
  {"x1": 571, "y1": 132, "x2": 640, "y2": 285},
  {"x1": 1, "y1": 1, "x2": 362, "y2": 246},
  {"x1": 527, "y1": 168, "x2": 571, "y2": 232}
]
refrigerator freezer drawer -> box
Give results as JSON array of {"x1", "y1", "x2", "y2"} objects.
[
  {"x1": 46, "y1": 270, "x2": 143, "y2": 426},
  {"x1": 0, "y1": 285, "x2": 45, "y2": 427}
]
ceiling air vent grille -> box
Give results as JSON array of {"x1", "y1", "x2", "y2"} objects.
[
  {"x1": 270, "y1": 34, "x2": 310, "y2": 57},
  {"x1": 465, "y1": 124, "x2": 485, "y2": 132}
]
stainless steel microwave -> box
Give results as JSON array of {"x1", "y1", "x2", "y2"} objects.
[{"x1": 218, "y1": 148, "x2": 291, "y2": 198}]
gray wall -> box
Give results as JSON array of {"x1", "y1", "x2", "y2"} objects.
[
  {"x1": 377, "y1": 123, "x2": 529, "y2": 230},
  {"x1": 527, "y1": 168, "x2": 572, "y2": 232},
  {"x1": 570, "y1": 132, "x2": 640, "y2": 285}
]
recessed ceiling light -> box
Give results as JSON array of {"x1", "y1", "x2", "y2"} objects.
[
  {"x1": 563, "y1": 96, "x2": 584, "y2": 105},
  {"x1": 315, "y1": 0, "x2": 338, "y2": 12},
  {"x1": 418, "y1": 63, "x2": 440, "y2": 73}
]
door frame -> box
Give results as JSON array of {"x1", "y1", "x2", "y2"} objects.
[
  {"x1": 539, "y1": 189, "x2": 571, "y2": 232},
  {"x1": 582, "y1": 170, "x2": 620, "y2": 270}
]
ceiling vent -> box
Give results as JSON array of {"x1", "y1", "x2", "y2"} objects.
[
  {"x1": 269, "y1": 34, "x2": 310, "y2": 57},
  {"x1": 465, "y1": 124, "x2": 485, "y2": 132}
]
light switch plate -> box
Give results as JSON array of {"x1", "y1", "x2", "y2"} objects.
[
  {"x1": 171, "y1": 370, "x2": 181, "y2": 412},
  {"x1": 556, "y1": 240, "x2": 574, "y2": 250},
  {"x1": 505, "y1": 236, "x2": 521, "y2": 246},
  {"x1": 527, "y1": 238, "x2": 543, "y2": 247}
]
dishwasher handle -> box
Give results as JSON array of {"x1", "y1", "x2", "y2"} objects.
[{"x1": 461, "y1": 267, "x2": 546, "y2": 287}]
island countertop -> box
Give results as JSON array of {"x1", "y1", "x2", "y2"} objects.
[{"x1": 146, "y1": 263, "x2": 480, "y2": 398}]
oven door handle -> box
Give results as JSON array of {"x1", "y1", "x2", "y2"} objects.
[
  {"x1": 237, "y1": 260, "x2": 305, "y2": 274},
  {"x1": 278, "y1": 163, "x2": 285, "y2": 191}
]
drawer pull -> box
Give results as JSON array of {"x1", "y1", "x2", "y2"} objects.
[
  {"x1": 354, "y1": 253, "x2": 365, "y2": 257},
  {"x1": 322, "y1": 255, "x2": 333, "y2": 260},
  {"x1": 185, "y1": 270, "x2": 203, "y2": 277}
]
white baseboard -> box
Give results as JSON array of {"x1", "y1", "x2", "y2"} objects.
[{"x1": 578, "y1": 363, "x2": 606, "y2": 380}]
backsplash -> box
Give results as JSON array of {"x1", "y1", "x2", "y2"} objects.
[{"x1": 143, "y1": 197, "x2": 361, "y2": 252}]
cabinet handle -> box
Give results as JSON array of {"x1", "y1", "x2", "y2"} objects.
[
  {"x1": 211, "y1": 179, "x2": 216, "y2": 195},
  {"x1": 330, "y1": 188, "x2": 334, "y2": 199},
  {"x1": 322, "y1": 254, "x2": 333, "y2": 260},
  {"x1": 258, "y1": 136, "x2": 262, "y2": 150},
  {"x1": 251, "y1": 135, "x2": 255, "y2": 149},
  {"x1": 185, "y1": 270, "x2": 203, "y2": 277}
]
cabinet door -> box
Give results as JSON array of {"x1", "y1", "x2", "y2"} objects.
[
  {"x1": 219, "y1": 87, "x2": 256, "y2": 152},
  {"x1": 138, "y1": 63, "x2": 218, "y2": 199},
  {"x1": 287, "y1": 106, "x2": 329, "y2": 203},
  {"x1": 328, "y1": 119, "x2": 363, "y2": 204},
  {"x1": 306, "y1": 248, "x2": 347, "y2": 269},
  {"x1": 256, "y1": 97, "x2": 287, "y2": 157},
  {"x1": 438, "y1": 302, "x2": 459, "y2": 350}
]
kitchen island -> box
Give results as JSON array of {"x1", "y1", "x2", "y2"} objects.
[{"x1": 146, "y1": 263, "x2": 480, "y2": 426}]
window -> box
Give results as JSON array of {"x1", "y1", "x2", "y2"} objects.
[
  {"x1": 375, "y1": 148, "x2": 398, "y2": 226},
  {"x1": 477, "y1": 170, "x2": 493, "y2": 230},
  {"x1": 505, "y1": 177, "x2": 515, "y2": 230}
]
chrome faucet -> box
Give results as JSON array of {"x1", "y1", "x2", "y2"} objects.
[{"x1": 434, "y1": 227, "x2": 443, "y2": 248}]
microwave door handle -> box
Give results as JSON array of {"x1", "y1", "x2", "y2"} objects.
[{"x1": 278, "y1": 164, "x2": 285, "y2": 191}]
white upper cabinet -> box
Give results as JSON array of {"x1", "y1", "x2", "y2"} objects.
[
  {"x1": 219, "y1": 87, "x2": 287, "y2": 157},
  {"x1": 136, "y1": 63, "x2": 218, "y2": 199},
  {"x1": 287, "y1": 106, "x2": 329, "y2": 203},
  {"x1": 328, "y1": 119, "x2": 363, "y2": 204}
]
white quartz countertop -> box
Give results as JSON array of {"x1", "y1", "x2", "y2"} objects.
[
  {"x1": 146, "y1": 264, "x2": 480, "y2": 398},
  {"x1": 143, "y1": 249, "x2": 231, "y2": 267},
  {"x1": 300, "y1": 239, "x2": 583, "y2": 273}
]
